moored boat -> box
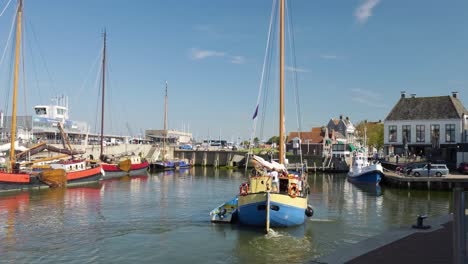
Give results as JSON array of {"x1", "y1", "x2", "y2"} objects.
[
  {"x1": 101, "y1": 156, "x2": 149, "y2": 179},
  {"x1": 347, "y1": 150, "x2": 384, "y2": 184},
  {"x1": 0, "y1": 0, "x2": 64, "y2": 192}
]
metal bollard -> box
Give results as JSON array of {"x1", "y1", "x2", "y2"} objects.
[{"x1": 412, "y1": 214, "x2": 431, "y2": 229}]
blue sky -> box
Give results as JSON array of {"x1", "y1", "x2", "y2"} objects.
[{"x1": 0, "y1": 0, "x2": 467, "y2": 141}]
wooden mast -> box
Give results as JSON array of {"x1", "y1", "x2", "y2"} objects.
[
  {"x1": 100, "y1": 30, "x2": 107, "y2": 159},
  {"x1": 163, "y1": 81, "x2": 168, "y2": 160},
  {"x1": 9, "y1": 0, "x2": 23, "y2": 172},
  {"x1": 279, "y1": 0, "x2": 285, "y2": 164}
]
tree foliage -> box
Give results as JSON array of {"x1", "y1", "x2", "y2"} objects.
[
  {"x1": 266, "y1": 136, "x2": 280, "y2": 144},
  {"x1": 355, "y1": 121, "x2": 384, "y2": 150}
]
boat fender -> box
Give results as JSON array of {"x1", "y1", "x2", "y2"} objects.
[
  {"x1": 305, "y1": 205, "x2": 314, "y2": 217},
  {"x1": 239, "y1": 182, "x2": 249, "y2": 196},
  {"x1": 288, "y1": 183, "x2": 298, "y2": 198}
]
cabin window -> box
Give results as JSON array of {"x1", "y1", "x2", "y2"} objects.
[
  {"x1": 416, "y1": 125, "x2": 425, "y2": 143},
  {"x1": 35, "y1": 108, "x2": 47, "y2": 115},
  {"x1": 388, "y1": 125, "x2": 397, "y2": 142},
  {"x1": 446, "y1": 124, "x2": 456, "y2": 143},
  {"x1": 57, "y1": 108, "x2": 66, "y2": 115},
  {"x1": 257, "y1": 205, "x2": 266, "y2": 211},
  {"x1": 402, "y1": 125, "x2": 411, "y2": 143}
]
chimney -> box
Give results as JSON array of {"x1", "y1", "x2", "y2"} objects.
[
  {"x1": 401, "y1": 91, "x2": 406, "y2": 98},
  {"x1": 411, "y1": 94, "x2": 416, "y2": 98},
  {"x1": 452, "y1": 91, "x2": 459, "y2": 98},
  {"x1": 339, "y1": 115, "x2": 343, "y2": 120}
]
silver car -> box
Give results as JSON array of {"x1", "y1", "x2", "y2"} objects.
[{"x1": 412, "y1": 164, "x2": 449, "y2": 177}]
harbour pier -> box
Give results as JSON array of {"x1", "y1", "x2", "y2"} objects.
[{"x1": 381, "y1": 171, "x2": 468, "y2": 191}]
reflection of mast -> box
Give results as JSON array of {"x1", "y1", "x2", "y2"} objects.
[
  {"x1": 9, "y1": 0, "x2": 23, "y2": 171},
  {"x1": 100, "y1": 30, "x2": 107, "y2": 159}
]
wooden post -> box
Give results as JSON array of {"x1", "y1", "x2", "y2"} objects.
[
  {"x1": 453, "y1": 186, "x2": 466, "y2": 264},
  {"x1": 266, "y1": 192, "x2": 270, "y2": 234}
]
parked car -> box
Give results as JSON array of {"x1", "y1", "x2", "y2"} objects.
[
  {"x1": 397, "y1": 163, "x2": 426, "y2": 175},
  {"x1": 457, "y1": 162, "x2": 468, "y2": 174},
  {"x1": 179, "y1": 144, "x2": 193, "y2": 150},
  {"x1": 412, "y1": 164, "x2": 449, "y2": 177}
]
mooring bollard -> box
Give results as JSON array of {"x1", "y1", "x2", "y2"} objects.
[{"x1": 412, "y1": 214, "x2": 431, "y2": 229}]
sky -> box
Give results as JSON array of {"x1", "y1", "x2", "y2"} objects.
[{"x1": 0, "y1": 0, "x2": 467, "y2": 142}]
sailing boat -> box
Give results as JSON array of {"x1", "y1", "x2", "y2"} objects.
[
  {"x1": 0, "y1": 0, "x2": 67, "y2": 191},
  {"x1": 236, "y1": 0, "x2": 312, "y2": 232},
  {"x1": 98, "y1": 31, "x2": 149, "y2": 179},
  {"x1": 151, "y1": 81, "x2": 191, "y2": 171}
]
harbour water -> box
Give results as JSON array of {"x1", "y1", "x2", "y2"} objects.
[{"x1": 0, "y1": 168, "x2": 451, "y2": 263}]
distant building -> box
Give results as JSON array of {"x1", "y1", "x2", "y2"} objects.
[
  {"x1": 286, "y1": 127, "x2": 330, "y2": 156},
  {"x1": 327, "y1": 115, "x2": 356, "y2": 144},
  {"x1": 384, "y1": 91, "x2": 468, "y2": 167},
  {"x1": 145, "y1": 129, "x2": 192, "y2": 145}
]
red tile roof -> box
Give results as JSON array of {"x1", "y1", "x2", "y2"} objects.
[{"x1": 287, "y1": 127, "x2": 324, "y2": 143}]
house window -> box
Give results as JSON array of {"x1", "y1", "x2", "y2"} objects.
[
  {"x1": 416, "y1": 125, "x2": 425, "y2": 142},
  {"x1": 430, "y1": 125, "x2": 440, "y2": 147},
  {"x1": 445, "y1": 124, "x2": 455, "y2": 143},
  {"x1": 402, "y1": 125, "x2": 411, "y2": 143},
  {"x1": 388, "y1": 125, "x2": 397, "y2": 142}
]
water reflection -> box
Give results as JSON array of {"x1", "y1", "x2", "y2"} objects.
[{"x1": 0, "y1": 169, "x2": 453, "y2": 263}]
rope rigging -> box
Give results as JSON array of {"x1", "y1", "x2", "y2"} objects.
[{"x1": 248, "y1": 0, "x2": 305, "y2": 167}]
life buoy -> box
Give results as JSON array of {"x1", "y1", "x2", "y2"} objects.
[
  {"x1": 288, "y1": 183, "x2": 298, "y2": 198},
  {"x1": 239, "y1": 182, "x2": 249, "y2": 196}
]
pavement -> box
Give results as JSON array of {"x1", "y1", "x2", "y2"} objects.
[{"x1": 315, "y1": 214, "x2": 455, "y2": 264}]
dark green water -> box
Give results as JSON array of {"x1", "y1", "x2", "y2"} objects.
[{"x1": 0, "y1": 167, "x2": 451, "y2": 263}]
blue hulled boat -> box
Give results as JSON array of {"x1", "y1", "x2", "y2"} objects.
[
  {"x1": 347, "y1": 151, "x2": 384, "y2": 184},
  {"x1": 237, "y1": 156, "x2": 313, "y2": 230}
]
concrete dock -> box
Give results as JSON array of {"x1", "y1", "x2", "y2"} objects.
[
  {"x1": 315, "y1": 214, "x2": 456, "y2": 263},
  {"x1": 382, "y1": 171, "x2": 468, "y2": 190}
]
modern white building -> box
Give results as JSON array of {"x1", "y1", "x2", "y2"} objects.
[
  {"x1": 384, "y1": 91, "x2": 468, "y2": 167},
  {"x1": 145, "y1": 129, "x2": 192, "y2": 145}
]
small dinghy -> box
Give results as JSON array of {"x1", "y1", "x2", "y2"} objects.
[{"x1": 210, "y1": 197, "x2": 238, "y2": 223}]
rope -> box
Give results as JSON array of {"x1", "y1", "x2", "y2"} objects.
[
  {"x1": 0, "y1": 9, "x2": 17, "y2": 72},
  {"x1": 28, "y1": 18, "x2": 57, "y2": 96},
  {"x1": 246, "y1": 0, "x2": 277, "y2": 173},
  {"x1": 286, "y1": 0, "x2": 304, "y2": 164},
  {"x1": 0, "y1": 0, "x2": 12, "y2": 17}
]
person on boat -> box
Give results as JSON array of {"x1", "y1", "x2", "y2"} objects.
[{"x1": 269, "y1": 168, "x2": 279, "y2": 192}]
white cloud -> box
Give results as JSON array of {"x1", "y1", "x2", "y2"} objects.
[
  {"x1": 350, "y1": 88, "x2": 387, "y2": 108},
  {"x1": 354, "y1": 0, "x2": 381, "y2": 24},
  {"x1": 286, "y1": 66, "x2": 309, "y2": 73},
  {"x1": 190, "y1": 48, "x2": 225, "y2": 60},
  {"x1": 230, "y1": 55, "x2": 245, "y2": 64},
  {"x1": 190, "y1": 48, "x2": 246, "y2": 64}
]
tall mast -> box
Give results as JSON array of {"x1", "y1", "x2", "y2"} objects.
[
  {"x1": 9, "y1": 0, "x2": 23, "y2": 171},
  {"x1": 163, "y1": 81, "x2": 168, "y2": 159},
  {"x1": 279, "y1": 0, "x2": 285, "y2": 164},
  {"x1": 100, "y1": 30, "x2": 106, "y2": 158}
]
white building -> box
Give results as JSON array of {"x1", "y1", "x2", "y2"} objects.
[
  {"x1": 384, "y1": 91, "x2": 468, "y2": 167},
  {"x1": 145, "y1": 129, "x2": 192, "y2": 145}
]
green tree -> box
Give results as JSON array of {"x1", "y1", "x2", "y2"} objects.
[
  {"x1": 266, "y1": 136, "x2": 280, "y2": 144},
  {"x1": 355, "y1": 121, "x2": 384, "y2": 150}
]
